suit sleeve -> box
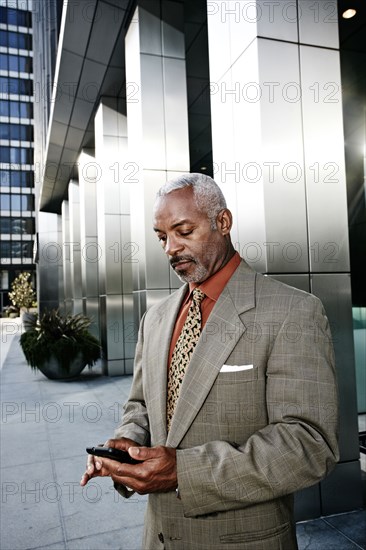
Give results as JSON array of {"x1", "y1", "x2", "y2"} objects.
[
  {"x1": 113, "y1": 312, "x2": 151, "y2": 499},
  {"x1": 176, "y1": 294, "x2": 339, "y2": 517},
  {"x1": 114, "y1": 311, "x2": 150, "y2": 446}
]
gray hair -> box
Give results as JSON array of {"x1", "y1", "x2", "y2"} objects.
[{"x1": 156, "y1": 173, "x2": 227, "y2": 229}]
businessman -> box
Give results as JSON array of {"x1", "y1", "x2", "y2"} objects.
[{"x1": 81, "y1": 173, "x2": 339, "y2": 549}]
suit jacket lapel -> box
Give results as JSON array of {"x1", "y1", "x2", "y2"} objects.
[{"x1": 166, "y1": 260, "x2": 257, "y2": 448}]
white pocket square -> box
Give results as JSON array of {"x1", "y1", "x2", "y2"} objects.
[{"x1": 220, "y1": 364, "x2": 254, "y2": 373}]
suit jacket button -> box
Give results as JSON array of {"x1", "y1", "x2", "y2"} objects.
[{"x1": 158, "y1": 532, "x2": 164, "y2": 543}]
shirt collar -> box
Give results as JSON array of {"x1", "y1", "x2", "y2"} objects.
[{"x1": 186, "y1": 251, "x2": 241, "y2": 303}]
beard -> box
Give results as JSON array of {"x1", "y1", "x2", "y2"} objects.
[{"x1": 170, "y1": 255, "x2": 209, "y2": 283}]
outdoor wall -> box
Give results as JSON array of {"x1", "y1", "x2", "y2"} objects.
[
  {"x1": 125, "y1": 0, "x2": 190, "y2": 325},
  {"x1": 206, "y1": 0, "x2": 362, "y2": 518}
]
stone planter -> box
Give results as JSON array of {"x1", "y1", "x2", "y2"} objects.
[{"x1": 37, "y1": 353, "x2": 86, "y2": 380}]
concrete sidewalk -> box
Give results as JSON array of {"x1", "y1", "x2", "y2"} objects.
[
  {"x1": 0, "y1": 329, "x2": 146, "y2": 550},
  {"x1": 1, "y1": 328, "x2": 365, "y2": 549}
]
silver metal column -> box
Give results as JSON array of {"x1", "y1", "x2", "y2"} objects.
[
  {"x1": 94, "y1": 101, "x2": 134, "y2": 375},
  {"x1": 37, "y1": 212, "x2": 61, "y2": 313},
  {"x1": 206, "y1": 0, "x2": 361, "y2": 519},
  {"x1": 125, "y1": 0, "x2": 189, "y2": 324},
  {"x1": 61, "y1": 200, "x2": 72, "y2": 313},
  {"x1": 78, "y1": 150, "x2": 100, "y2": 339},
  {"x1": 68, "y1": 180, "x2": 83, "y2": 313}
]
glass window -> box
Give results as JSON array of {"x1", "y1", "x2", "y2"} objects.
[
  {"x1": 10, "y1": 148, "x2": 20, "y2": 164},
  {"x1": 0, "y1": 100, "x2": 9, "y2": 116},
  {"x1": 11, "y1": 194, "x2": 21, "y2": 210},
  {"x1": 9, "y1": 55, "x2": 18, "y2": 72},
  {"x1": 0, "y1": 76, "x2": 33, "y2": 96},
  {"x1": 0, "y1": 271, "x2": 9, "y2": 290},
  {"x1": 0, "y1": 217, "x2": 34, "y2": 234},
  {"x1": 0, "y1": 123, "x2": 9, "y2": 139},
  {"x1": 0, "y1": 194, "x2": 11, "y2": 210},
  {"x1": 17, "y1": 171, "x2": 33, "y2": 187},
  {"x1": 0, "y1": 171, "x2": 10, "y2": 186},
  {"x1": 0, "y1": 31, "x2": 7, "y2": 47},
  {"x1": 19, "y1": 102, "x2": 33, "y2": 118},
  {"x1": 0, "y1": 148, "x2": 11, "y2": 163},
  {"x1": 0, "y1": 8, "x2": 32, "y2": 27},
  {"x1": 0, "y1": 242, "x2": 11, "y2": 258},
  {"x1": 9, "y1": 101, "x2": 19, "y2": 117},
  {"x1": 0, "y1": 53, "x2": 8, "y2": 70},
  {"x1": 18, "y1": 56, "x2": 32, "y2": 73},
  {"x1": 0, "y1": 217, "x2": 11, "y2": 233},
  {"x1": 0, "y1": 54, "x2": 32, "y2": 73},
  {"x1": 1, "y1": 100, "x2": 33, "y2": 119},
  {"x1": 7, "y1": 124, "x2": 33, "y2": 141},
  {"x1": 0, "y1": 30, "x2": 32, "y2": 50}
]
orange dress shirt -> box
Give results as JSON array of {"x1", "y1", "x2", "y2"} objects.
[{"x1": 168, "y1": 252, "x2": 241, "y2": 366}]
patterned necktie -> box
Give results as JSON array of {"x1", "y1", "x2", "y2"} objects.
[{"x1": 167, "y1": 288, "x2": 205, "y2": 431}]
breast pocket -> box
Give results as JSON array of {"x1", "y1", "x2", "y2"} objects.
[{"x1": 215, "y1": 365, "x2": 258, "y2": 384}]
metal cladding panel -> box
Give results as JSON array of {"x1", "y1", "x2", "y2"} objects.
[
  {"x1": 96, "y1": 184, "x2": 106, "y2": 297},
  {"x1": 82, "y1": 236, "x2": 99, "y2": 298},
  {"x1": 68, "y1": 181, "x2": 82, "y2": 301},
  {"x1": 129, "y1": 176, "x2": 146, "y2": 293},
  {"x1": 105, "y1": 294, "x2": 124, "y2": 360},
  {"x1": 320, "y1": 461, "x2": 363, "y2": 515},
  {"x1": 123, "y1": 293, "x2": 136, "y2": 360},
  {"x1": 104, "y1": 214, "x2": 123, "y2": 295},
  {"x1": 140, "y1": 54, "x2": 166, "y2": 170},
  {"x1": 300, "y1": 46, "x2": 349, "y2": 273},
  {"x1": 84, "y1": 296, "x2": 100, "y2": 339},
  {"x1": 125, "y1": 5, "x2": 189, "y2": 295},
  {"x1": 146, "y1": 289, "x2": 171, "y2": 311},
  {"x1": 257, "y1": 0, "x2": 298, "y2": 42},
  {"x1": 206, "y1": 0, "x2": 257, "y2": 83},
  {"x1": 61, "y1": 201, "x2": 71, "y2": 302},
  {"x1": 161, "y1": 0, "x2": 185, "y2": 58},
  {"x1": 144, "y1": 170, "x2": 171, "y2": 291},
  {"x1": 139, "y1": 3, "x2": 162, "y2": 56},
  {"x1": 294, "y1": 484, "x2": 321, "y2": 522},
  {"x1": 163, "y1": 57, "x2": 190, "y2": 171},
  {"x1": 120, "y1": 214, "x2": 134, "y2": 295},
  {"x1": 269, "y1": 274, "x2": 310, "y2": 293},
  {"x1": 311, "y1": 274, "x2": 359, "y2": 462},
  {"x1": 298, "y1": 0, "x2": 339, "y2": 49},
  {"x1": 37, "y1": 212, "x2": 61, "y2": 310},
  {"x1": 258, "y1": 39, "x2": 308, "y2": 273},
  {"x1": 78, "y1": 152, "x2": 98, "y2": 299}
]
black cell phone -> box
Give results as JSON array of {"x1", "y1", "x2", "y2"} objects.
[{"x1": 86, "y1": 446, "x2": 139, "y2": 464}]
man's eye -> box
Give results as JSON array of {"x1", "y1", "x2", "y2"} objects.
[
  {"x1": 158, "y1": 235, "x2": 166, "y2": 242},
  {"x1": 180, "y1": 230, "x2": 192, "y2": 236}
]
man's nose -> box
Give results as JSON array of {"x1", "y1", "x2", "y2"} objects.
[{"x1": 165, "y1": 235, "x2": 183, "y2": 256}]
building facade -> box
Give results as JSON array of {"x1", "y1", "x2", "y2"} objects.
[
  {"x1": 0, "y1": 0, "x2": 35, "y2": 312},
  {"x1": 31, "y1": 0, "x2": 364, "y2": 521}
]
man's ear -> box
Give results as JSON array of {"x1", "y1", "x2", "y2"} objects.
[{"x1": 217, "y1": 209, "x2": 233, "y2": 235}]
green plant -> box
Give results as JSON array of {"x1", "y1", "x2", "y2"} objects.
[
  {"x1": 8, "y1": 272, "x2": 36, "y2": 311},
  {"x1": 20, "y1": 309, "x2": 101, "y2": 373}
]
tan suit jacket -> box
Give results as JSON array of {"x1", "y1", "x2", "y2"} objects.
[{"x1": 115, "y1": 260, "x2": 339, "y2": 549}]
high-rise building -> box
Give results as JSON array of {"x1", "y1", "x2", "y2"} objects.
[{"x1": 0, "y1": 0, "x2": 35, "y2": 312}]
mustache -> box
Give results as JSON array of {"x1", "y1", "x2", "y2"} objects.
[{"x1": 170, "y1": 255, "x2": 196, "y2": 269}]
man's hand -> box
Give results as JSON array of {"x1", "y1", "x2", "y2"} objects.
[
  {"x1": 111, "y1": 445, "x2": 177, "y2": 494},
  {"x1": 80, "y1": 437, "x2": 139, "y2": 487},
  {"x1": 80, "y1": 440, "x2": 177, "y2": 495}
]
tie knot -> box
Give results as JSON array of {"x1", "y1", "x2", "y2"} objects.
[{"x1": 192, "y1": 288, "x2": 205, "y2": 305}]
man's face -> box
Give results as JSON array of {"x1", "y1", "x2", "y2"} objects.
[{"x1": 153, "y1": 187, "x2": 230, "y2": 283}]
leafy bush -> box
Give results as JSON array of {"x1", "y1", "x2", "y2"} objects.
[
  {"x1": 20, "y1": 309, "x2": 101, "y2": 372},
  {"x1": 8, "y1": 272, "x2": 36, "y2": 311}
]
